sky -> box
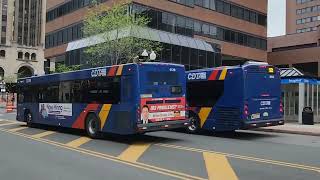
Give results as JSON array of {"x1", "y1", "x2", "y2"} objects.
[{"x1": 268, "y1": 0, "x2": 286, "y2": 37}]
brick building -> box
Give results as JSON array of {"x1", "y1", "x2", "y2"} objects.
[
  {"x1": 268, "y1": 0, "x2": 320, "y2": 76},
  {"x1": 45, "y1": 0, "x2": 267, "y2": 69}
]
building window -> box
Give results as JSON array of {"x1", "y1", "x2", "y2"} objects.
[
  {"x1": 1, "y1": 0, "x2": 7, "y2": 45},
  {"x1": 0, "y1": 67, "x2": 4, "y2": 80},
  {"x1": 31, "y1": 53, "x2": 36, "y2": 60},
  {"x1": 0, "y1": 50, "x2": 5, "y2": 58},
  {"x1": 25, "y1": 52, "x2": 30, "y2": 60},
  {"x1": 46, "y1": 0, "x2": 108, "y2": 22},
  {"x1": 45, "y1": 22, "x2": 83, "y2": 49},
  {"x1": 18, "y1": 52, "x2": 23, "y2": 59},
  {"x1": 189, "y1": 0, "x2": 266, "y2": 26}
]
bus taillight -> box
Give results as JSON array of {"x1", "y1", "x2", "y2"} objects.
[
  {"x1": 280, "y1": 99, "x2": 283, "y2": 113},
  {"x1": 137, "y1": 105, "x2": 141, "y2": 120},
  {"x1": 244, "y1": 102, "x2": 249, "y2": 118}
]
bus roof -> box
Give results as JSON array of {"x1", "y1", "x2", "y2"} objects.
[
  {"x1": 17, "y1": 62, "x2": 184, "y2": 85},
  {"x1": 187, "y1": 66, "x2": 241, "y2": 73},
  {"x1": 187, "y1": 62, "x2": 271, "y2": 74}
]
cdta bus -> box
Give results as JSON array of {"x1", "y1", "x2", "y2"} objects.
[
  {"x1": 16, "y1": 63, "x2": 189, "y2": 138},
  {"x1": 186, "y1": 62, "x2": 284, "y2": 133}
]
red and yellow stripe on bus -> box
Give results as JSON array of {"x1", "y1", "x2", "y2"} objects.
[
  {"x1": 208, "y1": 68, "x2": 228, "y2": 81},
  {"x1": 71, "y1": 65, "x2": 123, "y2": 130}
]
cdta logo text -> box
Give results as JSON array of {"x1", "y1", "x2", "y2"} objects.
[
  {"x1": 91, "y1": 68, "x2": 107, "y2": 77},
  {"x1": 187, "y1": 72, "x2": 207, "y2": 80}
]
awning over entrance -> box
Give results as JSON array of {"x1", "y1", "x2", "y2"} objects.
[
  {"x1": 280, "y1": 68, "x2": 320, "y2": 85},
  {"x1": 280, "y1": 67, "x2": 320, "y2": 124},
  {"x1": 280, "y1": 68, "x2": 303, "y2": 77},
  {"x1": 66, "y1": 26, "x2": 218, "y2": 53}
]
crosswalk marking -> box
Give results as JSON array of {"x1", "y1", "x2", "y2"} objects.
[
  {"x1": 118, "y1": 143, "x2": 151, "y2": 162},
  {"x1": 66, "y1": 137, "x2": 92, "y2": 148},
  {"x1": 31, "y1": 131, "x2": 55, "y2": 138},
  {"x1": 0, "y1": 122, "x2": 18, "y2": 127},
  {"x1": 203, "y1": 152, "x2": 238, "y2": 180},
  {"x1": 8, "y1": 126, "x2": 28, "y2": 132}
]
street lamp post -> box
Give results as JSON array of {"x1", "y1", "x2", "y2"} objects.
[{"x1": 140, "y1": 49, "x2": 157, "y2": 61}]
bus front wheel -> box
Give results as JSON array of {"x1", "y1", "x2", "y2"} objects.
[
  {"x1": 186, "y1": 116, "x2": 200, "y2": 134},
  {"x1": 85, "y1": 114, "x2": 101, "y2": 139}
]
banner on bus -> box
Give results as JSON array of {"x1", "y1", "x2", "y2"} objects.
[
  {"x1": 140, "y1": 97, "x2": 185, "y2": 124},
  {"x1": 39, "y1": 103, "x2": 72, "y2": 118}
]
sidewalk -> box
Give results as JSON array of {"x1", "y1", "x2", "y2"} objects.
[{"x1": 254, "y1": 123, "x2": 320, "y2": 136}]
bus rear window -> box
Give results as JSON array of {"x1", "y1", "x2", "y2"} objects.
[{"x1": 146, "y1": 72, "x2": 179, "y2": 85}]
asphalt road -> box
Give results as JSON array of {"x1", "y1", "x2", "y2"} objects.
[{"x1": 0, "y1": 111, "x2": 320, "y2": 180}]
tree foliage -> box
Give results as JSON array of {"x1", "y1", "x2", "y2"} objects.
[
  {"x1": 55, "y1": 64, "x2": 81, "y2": 73},
  {"x1": 83, "y1": 0, "x2": 162, "y2": 66}
]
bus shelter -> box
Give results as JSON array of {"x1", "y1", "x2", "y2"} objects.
[{"x1": 281, "y1": 68, "x2": 320, "y2": 124}]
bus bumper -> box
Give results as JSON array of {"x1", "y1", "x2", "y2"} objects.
[
  {"x1": 242, "y1": 118, "x2": 284, "y2": 129},
  {"x1": 137, "y1": 120, "x2": 190, "y2": 133}
]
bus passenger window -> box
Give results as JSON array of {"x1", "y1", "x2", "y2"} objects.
[{"x1": 187, "y1": 81, "x2": 224, "y2": 107}]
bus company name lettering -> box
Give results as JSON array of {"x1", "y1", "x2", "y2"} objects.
[
  {"x1": 260, "y1": 101, "x2": 271, "y2": 106},
  {"x1": 91, "y1": 68, "x2": 107, "y2": 77},
  {"x1": 187, "y1": 72, "x2": 206, "y2": 80}
]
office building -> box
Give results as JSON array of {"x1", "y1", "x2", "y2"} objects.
[
  {"x1": 0, "y1": 0, "x2": 46, "y2": 81},
  {"x1": 45, "y1": 0, "x2": 267, "y2": 69},
  {"x1": 268, "y1": 0, "x2": 320, "y2": 123}
]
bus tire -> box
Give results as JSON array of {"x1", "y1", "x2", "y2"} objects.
[
  {"x1": 25, "y1": 111, "x2": 33, "y2": 127},
  {"x1": 186, "y1": 115, "x2": 200, "y2": 134},
  {"x1": 85, "y1": 113, "x2": 101, "y2": 139}
]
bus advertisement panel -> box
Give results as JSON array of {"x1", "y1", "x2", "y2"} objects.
[
  {"x1": 140, "y1": 97, "x2": 186, "y2": 124},
  {"x1": 186, "y1": 62, "x2": 284, "y2": 133},
  {"x1": 16, "y1": 63, "x2": 189, "y2": 137}
]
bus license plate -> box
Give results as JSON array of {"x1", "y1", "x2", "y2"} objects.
[{"x1": 251, "y1": 113, "x2": 260, "y2": 120}]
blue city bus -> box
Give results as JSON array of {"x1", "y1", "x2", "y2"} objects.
[
  {"x1": 16, "y1": 63, "x2": 189, "y2": 137},
  {"x1": 186, "y1": 62, "x2": 284, "y2": 133}
]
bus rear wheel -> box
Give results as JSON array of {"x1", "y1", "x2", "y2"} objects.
[
  {"x1": 186, "y1": 116, "x2": 200, "y2": 134},
  {"x1": 25, "y1": 111, "x2": 33, "y2": 127},
  {"x1": 85, "y1": 114, "x2": 101, "y2": 139}
]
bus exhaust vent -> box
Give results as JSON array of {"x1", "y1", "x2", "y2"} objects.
[{"x1": 215, "y1": 107, "x2": 241, "y2": 127}]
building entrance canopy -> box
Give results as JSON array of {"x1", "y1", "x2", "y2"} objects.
[
  {"x1": 282, "y1": 78, "x2": 320, "y2": 85},
  {"x1": 280, "y1": 68, "x2": 320, "y2": 124},
  {"x1": 66, "y1": 26, "x2": 219, "y2": 53}
]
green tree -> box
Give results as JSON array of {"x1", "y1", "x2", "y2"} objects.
[
  {"x1": 55, "y1": 64, "x2": 81, "y2": 73},
  {"x1": 83, "y1": 0, "x2": 162, "y2": 67}
]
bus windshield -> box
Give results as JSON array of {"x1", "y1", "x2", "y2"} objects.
[{"x1": 146, "y1": 72, "x2": 179, "y2": 86}]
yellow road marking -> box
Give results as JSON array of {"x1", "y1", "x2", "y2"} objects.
[
  {"x1": 118, "y1": 143, "x2": 151, "y2": 162},
  {"x1": 155, "y1": 143, "x2": 320, "y2": 173},
  {"x1": 8, "y1": 126, "x2": 28, "y2": 132},
  {"x1": 0, "y1": 122, "x2": 19, "y2": 127},
  {"x1": 31, "y1": 131, "x2": 55, "y2": 138},
  {"x1": 66, "y1": 137, "x2": 92, "y2": 148},
  {"x1": 98, "y1": 104, "x2": 112, "y2": 130},
  {"x1": 219, "y1": 68, "x2": 228, "y2": 80},
  {"x1": 0, "y1": 128, "x2": 204, "y2": 180},
  {"x1": 203, "y1": 152, "x2": 238, "y2": 180},
  {"x1": 198, "y1": 108, "x2": 212, "y2": 127}
]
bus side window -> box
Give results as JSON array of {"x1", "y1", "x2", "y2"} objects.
[
  {"x1": 187, "y1": 80, "x2": 224, "y2": 107},
  {"x1": 85, "y1": 77, "x2": 121, "y2": 104},
  {"x1": 121, "y1": 76, "x2": 133, "y2": 103}
]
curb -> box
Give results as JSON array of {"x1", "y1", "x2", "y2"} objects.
[{"x1": 253, "y1": 128, "x2": 320, "y2": 137}]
